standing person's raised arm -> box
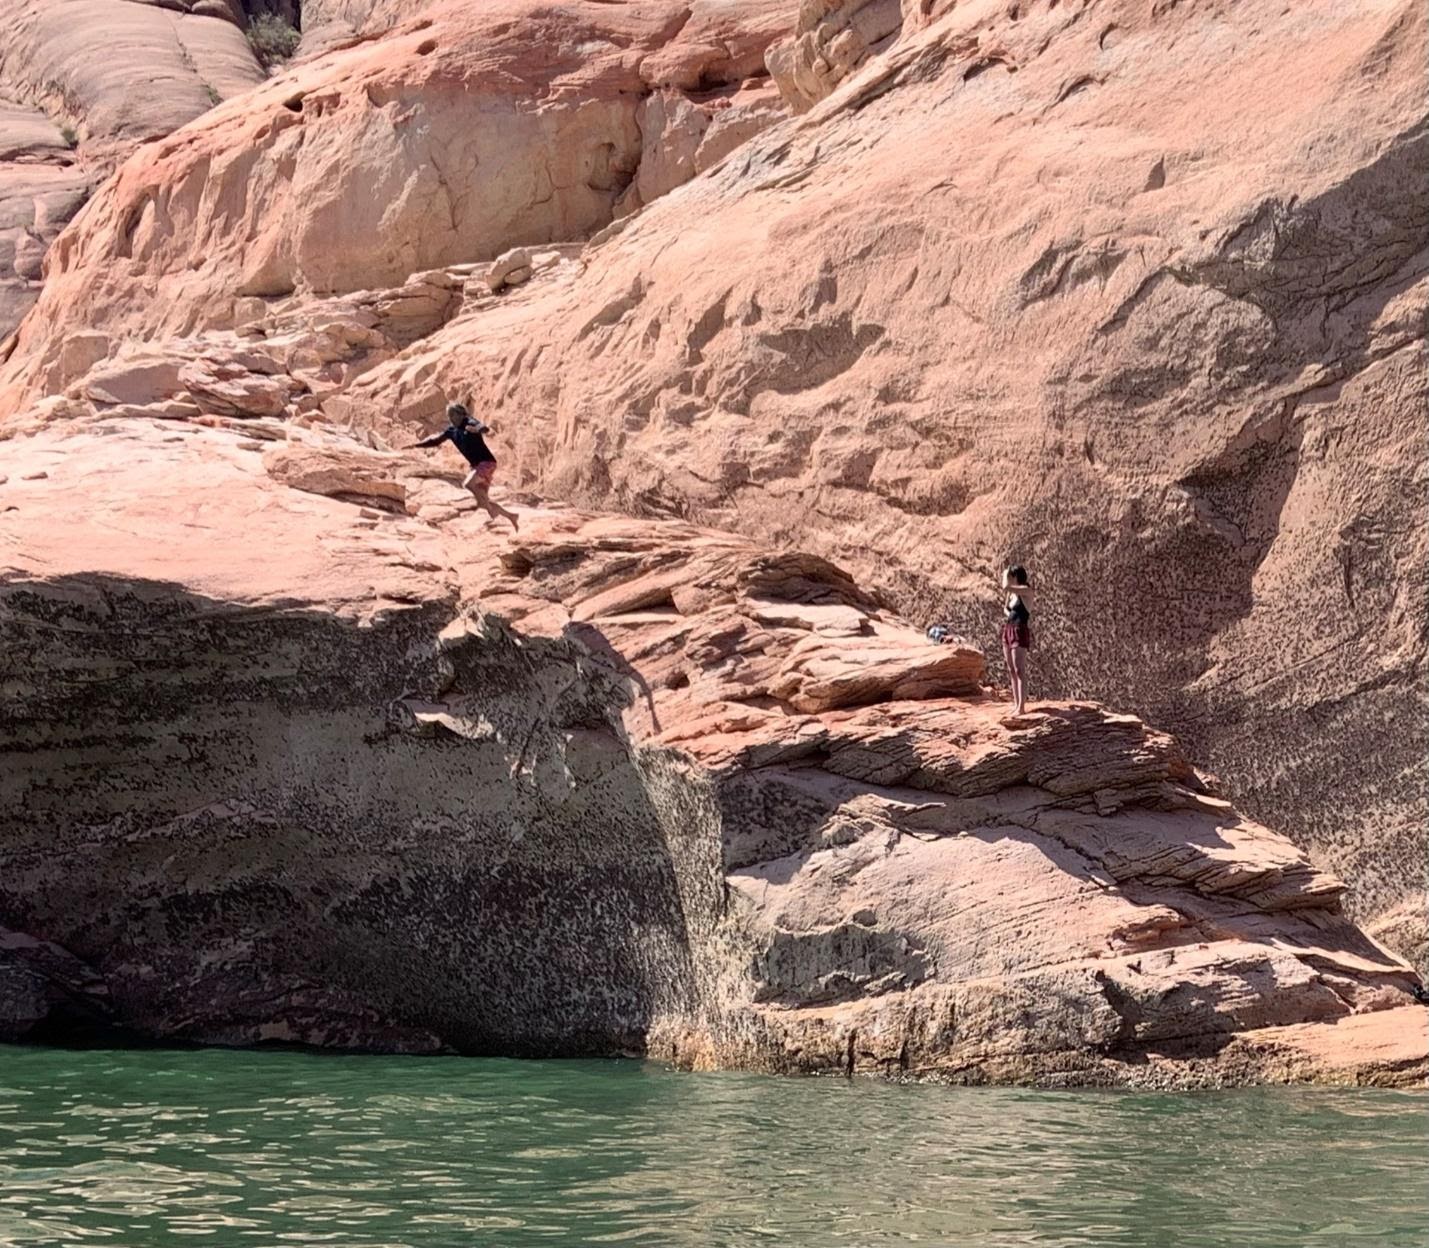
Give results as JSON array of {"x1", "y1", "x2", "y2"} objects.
[{"x1": 1001, "y1": 568, "x2": 1033, "y2": 596}]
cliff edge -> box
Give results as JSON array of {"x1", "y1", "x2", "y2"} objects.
[
  {"x1": 2, "y1": 417, "x2": 1423, "y2": 1086},
  {"x1": 1, "y1": 0, "x2": 1421, "y2": 977}
]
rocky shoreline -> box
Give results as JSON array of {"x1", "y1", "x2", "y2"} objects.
[
  {"x1": 2, "y1": 0, "x2": 1426, "y2": 1086},
  {"x1": 2, "y1": 422, "x2": 1423, "y2": 1087}
]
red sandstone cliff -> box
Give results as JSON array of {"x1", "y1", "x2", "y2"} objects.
[
  {"x1": 0, "y1": 0, "x2": 274, "y2": 337},
  {"x1": 0, "y1": 0, "x2": 1425, "y2": 1072},
  {"x1": 1, "y1": 420, "x2": 1423, "y2": 1084}
]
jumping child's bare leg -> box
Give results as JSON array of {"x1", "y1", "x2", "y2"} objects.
[{"x1": 468, "y1": 482, "x2": 519, "y2": 530}]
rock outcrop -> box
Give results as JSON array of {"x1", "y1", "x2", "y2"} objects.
[
  {"x1": 298, "y1": 0, "x2": 420, "y2": 57},
  {"x1": 1, "y1": 418, "x2": 1423, "y2": 1084},
  {"x1": 0, "y1": 1, "x2": 265, "y2": 171},
  {"x1": 0, "y1": 0, "x2": 268, "y2": 337},
  {"x1": 0, "y1": 0, "x2": 1424, "y2": 1077},
  {"x1": 0, "y1": 0, "x2": 792, "y2": 390},
  {"x1": 0, "y1": 99, "x2": 91, "y2": 339},
  {"x1": 322, "y1": 0, "x2": 1423, "y2": 970},
  {"x1": 766, "y1": 0, "x2": 903, "y2": 112}
]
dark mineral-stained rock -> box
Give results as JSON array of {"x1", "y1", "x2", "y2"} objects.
[{"x1": 0, "y1": 928, "x2": 113, "y2": 1043}]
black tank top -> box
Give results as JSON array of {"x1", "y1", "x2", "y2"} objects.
[
  {"x1": 450, "y1": 423, "x2": 495, "y2": 468},
  {"x1": 1005, "y1": 593, "x2": 1029, "y2": 625}
]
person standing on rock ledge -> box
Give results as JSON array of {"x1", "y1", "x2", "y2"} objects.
[
  {"x1": 409, "y1": 401, "x2": 519, "y2": 530},
  {"x1": 1001, "y1": 565, "x2": 1034, "y2": 717}
]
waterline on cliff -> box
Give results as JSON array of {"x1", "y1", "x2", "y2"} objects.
[{"x1": 1, "y1": 1046, "x2": 1424, "y2": 1247}]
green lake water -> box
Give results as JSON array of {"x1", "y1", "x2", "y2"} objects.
[{"x1": 0, "y1": 1047, "x2": 1424, "y2": 1247}]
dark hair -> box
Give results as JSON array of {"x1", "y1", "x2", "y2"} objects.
[
  {"x1": 1007, "y1": 565, "x2": 1028, "y2": 586},
  {"x1": 446, "y1": 401, "x2": 469, "y2": 424}
]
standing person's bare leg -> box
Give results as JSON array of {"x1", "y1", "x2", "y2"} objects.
[
  {"x1": 1003, "y1": 639, "x2": 1016, "y2": 710},
  {"x1": 1010, "y1": 646, "x2": 1028, "y2": 715}
]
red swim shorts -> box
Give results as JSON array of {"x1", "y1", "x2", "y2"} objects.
[
  {"x1": 1002, "y1": 620, "x2": 1032, "y2": 650},
  {"x1": 463, "y1": 461, "x2": 497, "y2": 487}
]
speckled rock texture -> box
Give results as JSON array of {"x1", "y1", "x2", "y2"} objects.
[{"x1": 1, "y1": 421, "x2": 1423, "y2": 1085}]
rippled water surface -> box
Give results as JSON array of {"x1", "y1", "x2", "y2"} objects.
[{"x1": 0, "y1": 1047, "x2": 1424, "y2": 1247}]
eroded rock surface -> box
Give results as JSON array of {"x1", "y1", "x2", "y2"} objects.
[
  {"x1": 0, "y1": 0, "x2": 266, "y2": 171},
  {"x1": 0, "y1": 99, "x2": 91, "y2": 338},
  {"x1": 0, "y1": 0, "x2": 792, "y2": 390},
  {"x1": 766, "y1": 0, "x2": 903, "y2": 112},
  {"x1": 0, "y1": 0, "x2": 268, "y2": 337},
  {"x1": 1, "y1": 421, "x2": 1423, "y2": 1084},
  {"x1": 319, "y1": 0, "x2": 1424, "y2": 970}
]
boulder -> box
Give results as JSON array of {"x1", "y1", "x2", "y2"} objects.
[
  {"x1": 263, "y1": 442, "x2": 410, "y2": 507},
  {"x1": 484, "y1": 248, "x2": 533, "y2": 293}
]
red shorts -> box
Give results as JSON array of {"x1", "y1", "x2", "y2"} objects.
[
  {"x1": 1002, "y1": 620, "x2": 1032, "y2": 651},
  {"x1": 463, "y1": 461, "x2": 496, "y2": 488}
]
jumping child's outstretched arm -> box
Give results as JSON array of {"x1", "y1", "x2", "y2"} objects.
[{"x1": 410, "y1": 429, "x2": 452, "y2": 450}]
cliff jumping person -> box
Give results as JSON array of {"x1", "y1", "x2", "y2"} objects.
[
  {"x1": 1001, "y1": 564, "x2": 1033, "y2": 716},
  {"x1": 410, "y1": 401, "x2": 519, "y2": 530}
]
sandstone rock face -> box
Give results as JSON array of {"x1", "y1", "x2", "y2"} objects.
[
  {"x1": 302, "y1": 0, "x2": 789, "y2": 70},
  {"x1": 0, "y1": 0, "x2": 792, "y2": 396},
  {"x1": 0, "y1": 1, "x2": 267, "y2": 337},
  {"x1": 0, "y1": 419, "x2": 1423, "y2": 1083},
  {"x1": 299, "y1": 0, "x2": 408, "y2": 55},
  {"x1": 0, "y1": 0, "x2": 266, "y2": 171},
  {"x1": 766, "y1": 0, "x2": 903, "y2": 112},
  {"x1": 615, "y1": 80, "x2": 787, "y2": 219},
  {"x1": 0, "y1": 100, "x2": 92, "y2": 338},
  {"x1": 314, "y1": 0, "x2": 1423, "y2": 969},
  {"x1": 0, "y1": 0, "x2": 1423, "y2": 1082}
]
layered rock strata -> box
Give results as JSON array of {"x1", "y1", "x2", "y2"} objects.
[
  {"x1": 0, "y1": 99, "x2": 91, "y2": 339},
  {"x1": 0, "y1": 0, "x2": 792, "y2": 386},
  {"x1": 1, "y1": 420, "x2": 1423, "y2": 1085},
  {"x1": 0, "y1": 0, "x2": 268, "y2": 336},
  {"x1": 0, "y1": 0, "x2": 265, "y2": 170},
  {"x1": 0, "y1": 0, "x2": 1423, "y2": 995},
  {"x1": 330, "y1": 0, "x2": 1428, "y2": 970}
]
